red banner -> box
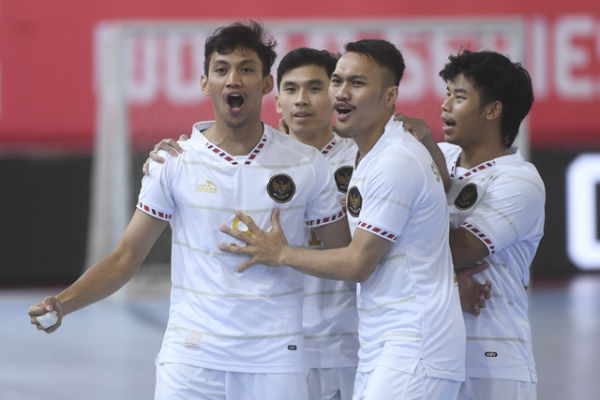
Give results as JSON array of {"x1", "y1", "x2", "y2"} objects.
[{"x1": 0, "y1": 1, "x2": 597, "y2": 152}]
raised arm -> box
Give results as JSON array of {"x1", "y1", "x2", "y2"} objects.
[
  {"x1": 394, "y1": 113, "x2": 451, "y2": 192},
  {"x1": 28, "y1": 210, "x2": 167, "y2": 332}
]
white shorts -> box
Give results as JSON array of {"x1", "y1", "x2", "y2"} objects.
[
  {"x1": 155, "y1": 362, "x2": 309, "y2": 400},
  {"x1": 458, "y1": 377, "x2": 537, "y2": 400},
  {"x1": 306, "y1": 367, "x2": 356, "y2": 400},
  {"x1": 352, "y1": 361, "x2": 461, "y2": 400}
]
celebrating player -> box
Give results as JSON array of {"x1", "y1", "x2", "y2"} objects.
[
  {"x1": 220, "y1": 39, "x2": 466, "y2": 399},
  {"x1": 397, "y1": 49, "x2": 544, "y2": 399},
  {"x1": 28, "y1": 21, "x2": 351, "y2": 400}
]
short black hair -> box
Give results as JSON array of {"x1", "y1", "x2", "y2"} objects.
[
  {"x1": 439, "y1": 50, "x2": 534, "y2": 148},
  {"x1": 344, "y1": 39, "x2": 405, "y2": 86},
  {"x1": 276, "y1": 48, "x2": 338, "y2": 90},
  {"x1": 204, "y1": 21, "x2": 277, "y2": 77}
]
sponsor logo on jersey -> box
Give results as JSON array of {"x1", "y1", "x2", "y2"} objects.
[
  {"x1": 454, "y1": 183, "x2": 478, "y2": 210},
  {"x1": 267, "y1": 174, "x2": 296, "y2": 203},
  {"x1": 347, "y1": 186, "x2": 362, "y2": 217},
  {"x1": 196, "y1": 180, "x2": 217, "y2": 193},
  {"x1": 334, "y1": 166, "x2": 353, "y2": 193},
  {"x1": 484, "y1": 351, "x2": 498, "y2": 357}
]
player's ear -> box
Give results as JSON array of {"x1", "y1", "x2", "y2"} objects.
[
  {"x1": 201, "y1": 74, "x2": 210, "y2": 96},
  {"x1": 262, "y1": 74, "x2": 274, "y2": 95},
  {"x1": 275, "y1": 94, "x2": 282, "y2": 113},
  {"x1": 485, "y1": 100, "x2": 502, "y2": 121},
  {"x1": 384, "y1": 85, "x2": 398, "y2": 108}
]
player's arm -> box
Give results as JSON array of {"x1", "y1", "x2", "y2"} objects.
[
  {"x1": 28, "y1": 210, "x2": 167, "y2": 332},
  {"x1": 220, "y1": 209, "x2": 391, "y2": 282},
  {"x1": 394, "y1": 113, "x2": 451, "y2": 192},
  {"x1": 449, "y1": 227, "x2": 489, "y2": 270}
]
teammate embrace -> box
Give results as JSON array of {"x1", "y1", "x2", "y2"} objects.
[{"x1": 29, "y1": 20, "x2": 544, "y2": 400}]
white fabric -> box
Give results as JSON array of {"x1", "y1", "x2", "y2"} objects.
[
  {"x1": 347, "y1": 118, "x2": 465, "y2": 381},
  {"x1": 139, "y1": 121, "x2": 344, "y2": 374},
  {"x1": 306, "y1": 366, "x2": 356, "y2": 400},
  {"x1": 352, "y1": 361, "x2": 461, "y2": 400},
  {"x1": 155, "y1": 362, "x2": 309, "y2": 400},
  {"x1": 303, "y1": 133, "x2": 360, "y2": 370},
  {"x1": 440, "y1": 142, "x2": 545, "y2": 383},
  {"x1": 458, "y1": 377, "x2": 537, "y2": 400}
]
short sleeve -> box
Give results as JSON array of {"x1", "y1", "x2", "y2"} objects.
[
  {"x1": 462, "y1": 173, "x2": 545, "y2": 254},
  {"x1": 137, "y1": 150, "x2": 178, "y2": 221},
  {"x1": 357, "y1": 153, "x2": 423, "y2": 241}
]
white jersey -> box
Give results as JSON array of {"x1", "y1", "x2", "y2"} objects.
[
  {"x1": 138, "y1": 121, "x2": 344, "y2": 374},
  {"x1": 440, "y1": 142, "x2": 545, "y2": 383},
  {"x1": 346, "y1": 118, "x2": 465, "y2": 381},
  {"x1": 303, "y1": 133, "x2": 359, "y2": 369}
]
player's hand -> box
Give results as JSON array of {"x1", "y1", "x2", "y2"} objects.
[
  {"x1": 142, "y1": 134, "x2": 189, "y2": 174},
  {"x1": 219, "y1": 209, "x2": 288, "y2": 273},
  {"x1": 28, "y1": 296, "x2": 64, "y2": 333},
  {"x1": 456, "y1": 263, "x2": 492, "y2": 316},
  {"x1": 394, "y1": 113, "x2": 432, "y2": 143},
  {"x1": 278, "y1": 118, "x2": 290, "y2": 134}
]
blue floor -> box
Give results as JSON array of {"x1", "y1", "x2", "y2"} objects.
[{"x1": 1, "y1": 274, "x2": 599, "y2": 400}]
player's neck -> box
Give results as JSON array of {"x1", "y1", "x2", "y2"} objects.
[
  {"x1": 290, "y1": 128, "x2": 334, "y2": 152},
  {"x1": 458, "y1": 141, "x2": 509, "y2": 169},
  {"x1": 353, "y1": 110, "x2": 393, "y2": 158},
  {"x1": 206, "y1": 119, "x2": 264, "y2": 156}
]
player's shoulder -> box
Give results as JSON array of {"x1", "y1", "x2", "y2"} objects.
[{"x1": 266, "y1": 124, "x2": 322, "y2": 160}]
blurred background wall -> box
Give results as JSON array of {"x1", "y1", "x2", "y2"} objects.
[{"x1": 0, "y1": 0, "x2": 598, "y2": 285}]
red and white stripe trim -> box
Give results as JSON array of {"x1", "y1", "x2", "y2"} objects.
[
  {"x1": 462, "y1": 221, "x2": 496, "y2": 254},
  {"x1": 204, "y1": 134, "x2": 268, "y2": 166},
  {"x1": 321, "y1": 138, "x2": 337, "y2": 155},
  {"x1": 305, "y1": 210, "x2": 345, "y2": 227},
  {"x1": 137, "y1": 201, "x2": 172, "y2": 221},
  {"x1": 356, "y1": 220, "x2": 399, "y2": 242},
  {"x1": 451, "y1": 160, "x2": 496, "y2": 180}
]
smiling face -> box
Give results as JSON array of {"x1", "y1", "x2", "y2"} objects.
[
  {"x1": 201, "y1": 46, "x2": 273, "y2": 129},
  {"x1": 275, "y1": 64, "x2": 333, "y2": 142},
  {"x1": 328, "y1": 52, "x2": 396, "y2": 139},
  {"x1": 441, "y1": 73, "x2": 490, "y2": 150}
]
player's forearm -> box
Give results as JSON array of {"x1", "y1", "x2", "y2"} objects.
[
  {"x1": 279, "y1": 245, "x2": 372, "y2": 282},
  {"x1": 422, "y1": 135, "x2": 451, "y2": 192},
  {"x1": 56, "y1": 250, "x2": 142, "y2": 315}
]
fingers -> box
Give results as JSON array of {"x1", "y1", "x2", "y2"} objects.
[
  {"x1": 178, "y1": 134, "x2": 190, "y2": 142},
  {"x1": 220, "y1": 225, "x2": 253, "y2": 245},
  {"x1": 270, "y1": 209, "x2": 281, "y2": 233},
  {"x1": 235, "y1": 210, "x2": 261, "y2": 235},
  {"x1": 393, "y1": 113, "x2": 405, "y2": 121}
]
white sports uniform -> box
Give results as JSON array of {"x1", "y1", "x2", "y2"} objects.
[
  {"x1": 303, "y1": 133, "x2": 359, "y2": 400},
  {"x1": 440, "y1": 142, "x2": 545, "y2": 398},
  {"x1": 139, "y1": 121, "x2": 344, "y2": 398},
  {"x1": 347, "y1": 118, "x2": 465, "y2": 399}
]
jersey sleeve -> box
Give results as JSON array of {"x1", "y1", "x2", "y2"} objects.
[
  {"x1": 461, "y1": 171, "x2": 545, "y2": 254},
  {"x1": 304, "y1": 150, "x2": 345, "y2": 228},
  {"x1": 137, "y1": 149, "x2": 179, "y2": 221},
  {"x1": 357, "y1": 153, "x2": 423, "y2": 242}
]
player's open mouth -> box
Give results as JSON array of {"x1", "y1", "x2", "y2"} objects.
[
  {"x1": 226, "y1": 92, "x2": 245, "y2": 112},
  {"x1": 441, "y1": 116, "x2": 456, "y2": 132},
  {"x1": 333, "y1": 102, "x2": 353, "y2": 121}
]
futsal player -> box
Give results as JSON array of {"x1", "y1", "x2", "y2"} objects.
[
  {"x1": 28, "y1": 21, "x2": 351, "y2": 400},
  {"x1": 396, "y1": 49, "x2": 544, "y2": 399},
  {"x1": 219, "y1": 39, "x2": 466, "y2": 400}
]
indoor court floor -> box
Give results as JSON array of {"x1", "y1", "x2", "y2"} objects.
[{"x1": 1, "y1": 273, "x2": 599, "y2": 400}]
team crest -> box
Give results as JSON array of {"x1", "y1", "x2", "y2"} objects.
[
  {"x1": 267, "y1": 174, "x2": 296, "y2": 203},
  {"x1": 347, "y1": 186, "x2": 362, "y2": 217},
  {"x1": 334, "y1": 166, "x2": 353, "y2": 194},
  {"x1": 454, "y1": 183, "x2": 478, "y2": 210}
]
